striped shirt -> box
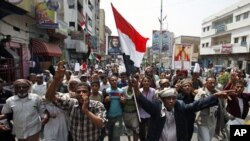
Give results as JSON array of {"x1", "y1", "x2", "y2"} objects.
[{"x1": 54, "y1": 95, "x2": 107, "y2": 141}]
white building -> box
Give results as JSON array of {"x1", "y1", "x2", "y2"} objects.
[
  {"x1": 64, "y1": 0, "x2": 101, "y2": 63},
  {"x1": 200, "y1": 0, "x2": 250, "y2": 73}
]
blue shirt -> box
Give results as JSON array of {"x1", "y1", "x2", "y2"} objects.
[{"x1": 106, "y1": 87, "x2": 125, "y2": 118}]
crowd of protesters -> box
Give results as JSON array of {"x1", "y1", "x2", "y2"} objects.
[{"x1": 0, "y1": 61, "x2": 250, "y2": 141}]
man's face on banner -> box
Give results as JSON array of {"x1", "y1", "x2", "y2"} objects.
[{"x1": 112, "y1": 38, "x2": 119, "y2": 47}]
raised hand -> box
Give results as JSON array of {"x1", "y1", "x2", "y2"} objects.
[
  {"x1": 82, "y1": 94, "x2": 89, "y2": 114},
  {"x1": 54, "y1": 61, "x2": 66, "y2": 80},
  {"x1": 214, "y1": 90, "x2": 236, "y2": 100}
]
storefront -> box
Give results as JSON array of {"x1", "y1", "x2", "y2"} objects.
[
  {"x1": 31, "y1": 39, "x2": 62, "y2": 74},
  {"x1": 0, "y1": 39, "x2": 27, "y2": 83}
]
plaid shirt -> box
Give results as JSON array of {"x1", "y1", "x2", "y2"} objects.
[{"x1": 54, "y1": 95, "x2": 107, "y2": 141}]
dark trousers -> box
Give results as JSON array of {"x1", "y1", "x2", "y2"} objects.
[
  {"x1": 0, "y1": 131, "x2": 15, "y2": 141},
  {"x1": 139, "y1": 118, "x2": 150, "y2": 141}
]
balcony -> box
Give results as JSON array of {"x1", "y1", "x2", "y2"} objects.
[
  {"x1": 215, "y1": 24, "x2": 227, "y2": 34},
  {"x1": 200, "y1": 43, "x2": 249, "y2": 55},
  {"x1": 241, "y1": 42, "x2": 247, "y2": 47}
]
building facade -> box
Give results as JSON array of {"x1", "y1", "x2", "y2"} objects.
[
  {"x1": 0, "y1": 0, "x2": 108, "y2": 83},
  {"x1": 64, "y1": 0, "x2": 103, "y2": 66},
  {"x1": 0, "y1": 0, "x2": 66, "y2": 83},
  {"x1": 200, "y1": 0, "x2": 250, "y2": 73}
]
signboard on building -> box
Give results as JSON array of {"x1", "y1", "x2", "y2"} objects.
[
  {"x1": 213, "y1": 47, "x2": 221, "y2": 54},
  {"x1": 172, "y1": 44, "x2": 193, "y2": 70},
  {"x1": 152, "y1": 30, "x2": 170, "y2": 53},
  {"x1": 221, "y1": 44, "x2": 232, "y2": 54},
  {"x1": 35, "y1": 1, "x2": 58, "y2": 29}
]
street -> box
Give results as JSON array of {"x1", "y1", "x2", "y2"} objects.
[
  {"x1": 104, "y1": 110, "x2": 250, "y2": 141},
  {"x1": 103, "y1": 125, "x2": 217, "y2": 141}
]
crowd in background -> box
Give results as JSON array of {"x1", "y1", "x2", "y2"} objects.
[{"x1": 0, "y1": 61, "x2": 250, "y2": 141}]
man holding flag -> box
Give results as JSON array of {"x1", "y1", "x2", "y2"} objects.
[{"x1": 110, "y1": 3, "x2": 148, "y2": 141}]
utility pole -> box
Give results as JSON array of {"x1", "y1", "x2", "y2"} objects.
[{"x1": 159, "y1": 0, "x2": 163, "y2": 65}]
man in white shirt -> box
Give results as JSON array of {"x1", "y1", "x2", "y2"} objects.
[
  {"x1": 31, "y1": 74, "x2": 47, "y2": 97},
  {"x1": 2, "y1": 79, "x2": 45, "y2": 141}
]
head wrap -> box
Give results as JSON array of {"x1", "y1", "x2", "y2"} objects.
[
  {"x1": 157, "y1": 88, "x2": 177, "y2": 98},
  {"x1": 180, "y1": 78, "x2": 193, "y2": 87},
  {"x1": 159, "y1": 79, "x2": 170, "y2": 85},
  {"x1": 68, "y1": 78, "x2": 81, "y2": 91},
  {"x1": 13, "y1": 79, "x2": 32, "y2": 88}
]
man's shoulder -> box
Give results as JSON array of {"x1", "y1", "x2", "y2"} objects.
[
  {"x1": 5, "y1": 95, "x2": 15, "y2": 102},
  {"x1": 89, "y1": 99, "x2": 105, "y2": 108},
  {"x1": 29, "y1": 93, "x2": 42, "y2": 99}
]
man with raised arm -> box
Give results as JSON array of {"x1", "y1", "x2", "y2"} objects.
[
  {"x1": 45, "y1": 61, "x2": 107, "y2": 141},
  {"x1": 131, "y1": 77, "x2": 234, "y2": 141}
]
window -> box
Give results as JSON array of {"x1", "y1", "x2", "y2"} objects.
[
  {"x1": 88, "y1": 0, "x2": 93, "y2": 11},
  {"x1": 236, "y1": 15, "x2": 241, "y2": 22},
  {"x1": 202, "y1": 43, "x2": 205, "y2": 47},
  {"x1": 228, "y1": 60, "x2": 231, "y2": 67},
  {"x1": 242, "y1": 36, "x2": 247, "y2": 42},
  {"x1": 243, "y1": 12, "x2": 249, "y2": 19},
  {"x1": 203, "y1": 28, "x2": 206, "y2": 32},
  {"x1": 238, "y1": 61, "x2": 243, "y2": 69},
  {"x1": 207, "y1": 26, "x2": 210, "y2": 31},
  {"x1": 68, "y1": 0, "x2": 75, "y2": 9},
  {"x1": 87, "y1": 16, "x2": 92, "y2": 28},
  {"x1": 241, "y1": 36, "x2": 247, "y2": 46},
  {"x1": 69, "y1": 22, "x2": 75, "y2": 27},
  {"x1": 234, "y1": 37, "x2": 239, "y2": 43},
  {"x1": 206, "y1": 43, "x2": 209, "y2": 47}
]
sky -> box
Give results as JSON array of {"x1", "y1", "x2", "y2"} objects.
[{"x1": 100, "y1": 0, "x2": 240, "y2": 47}]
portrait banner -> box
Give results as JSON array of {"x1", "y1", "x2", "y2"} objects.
[
  {"x1": 152, "y1": 30, "x2": 170, "y2": 52},
  {"x1": 173, "y1": 44, "x2": 193, "y2": 70},
  {"x1": 107, "y1": 36, "x2": 122, "y2": 55},
  {"x1": 221, "y1": 44, "x2": 232, "y2": 54}
]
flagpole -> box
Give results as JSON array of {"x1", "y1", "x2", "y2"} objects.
[
  {"x1": 159, "y1": 0, "x2": 163, "y2": 65},
  {"x1": 130, "y1": 76, "x2": 141, "y2": 123}
]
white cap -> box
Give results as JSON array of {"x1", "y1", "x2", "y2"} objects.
[
  {"x1": 98, "y1": 69, "x2": 104, "y2": 73},
  {"x1": 193, "y1": 63, "x2": 200, "y2": 73}
]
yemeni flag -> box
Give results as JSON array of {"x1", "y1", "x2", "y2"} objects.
[{"x1": 111, "y1": 4, "x2": 148, "y2": 75}]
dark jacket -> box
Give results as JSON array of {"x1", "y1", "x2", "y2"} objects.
[
  {"x1": 226, "y1": 93, "x2": 250, "y2": 119},
  {"x1": 177, "y1": 93, "x2": 195, "y2": 141},
  {"x1": 136, "y1": 94, "x2": 218, "y2": 141}
]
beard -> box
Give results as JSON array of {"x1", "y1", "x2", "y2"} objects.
[{"x1": 17, "y1": 92, "x2": 28, "y2": 98}]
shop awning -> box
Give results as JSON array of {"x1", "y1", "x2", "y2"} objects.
[
  {"x1": 32, "y1": 39, "x2": 62, "y2": 57},
  {"x1": 0, "y1": 1, "x2": 27, "y2": 19}
]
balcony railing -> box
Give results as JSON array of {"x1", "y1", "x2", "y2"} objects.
[
  {"x1": 215, "y1": 24, "x2": 227, "y2": 34},
  {"x1": 241, "y1": 42, "x2": 247, "y2": 47}
]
